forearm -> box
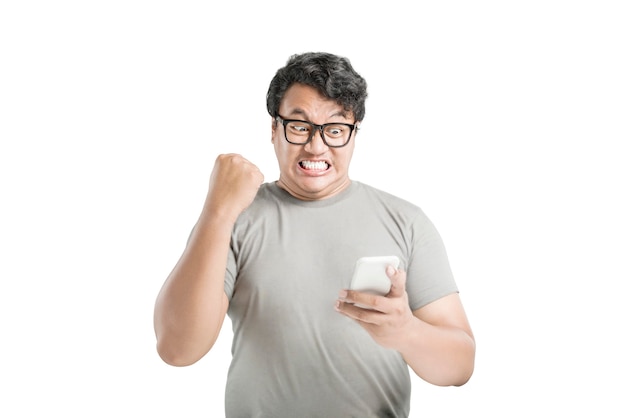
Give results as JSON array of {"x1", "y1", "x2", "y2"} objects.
[
  {"x1": 154, "y1": 215, "x2": 232, "y2": 366},
  {"x1": 396, "y1": 316, "x2": 475, "y2": 386}
]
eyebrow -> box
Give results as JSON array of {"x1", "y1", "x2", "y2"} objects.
[{"x1": 286, "y1": 108, "x2": 349, "y2": 121}]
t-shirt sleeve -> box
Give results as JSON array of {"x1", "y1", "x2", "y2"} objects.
[
  {"x1": 405, "y1": 209, "x2": 458, "y2": 311},
  {"x1": 224, "y1": 244, "x2": 237, "y2": 300}
]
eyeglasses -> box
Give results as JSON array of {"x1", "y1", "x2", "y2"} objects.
[{"x1": 276, "y1": 115, "x2": 357, "y2": 148}]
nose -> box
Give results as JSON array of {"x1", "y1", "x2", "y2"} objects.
[{"x1": 304, "y1": 127, "x2": 328, "y2": 154}]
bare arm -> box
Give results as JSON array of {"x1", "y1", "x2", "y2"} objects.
[
  {"x1": 401, "y1": 293, "x2": 475, "y2": 386},
  {"x1": 154, "y1": 154, "x2": 264, "y2": 366},
  {"x1": 335, "y1": 267, "x2": 475, "y2": 386}
]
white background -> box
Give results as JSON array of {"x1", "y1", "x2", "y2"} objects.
[{"x1": 1, "y1": 1, "x2": 625, "y2": 416}]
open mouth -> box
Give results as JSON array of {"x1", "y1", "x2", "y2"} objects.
[{"x1": 299, "y1": 160, "x2": 330, "y2": 171}]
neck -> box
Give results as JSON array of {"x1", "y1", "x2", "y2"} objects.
[{"x1": 276, "y1": 178, "x2": 352, "y2": 201}]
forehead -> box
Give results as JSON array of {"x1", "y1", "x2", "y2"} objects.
[{"x1": 280, "y1": 83, "x2": 352, "y2": 121}]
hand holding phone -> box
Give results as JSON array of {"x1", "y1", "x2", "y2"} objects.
[{"x1": 349, "y1": 256, "x2": 400, "y2": 296}]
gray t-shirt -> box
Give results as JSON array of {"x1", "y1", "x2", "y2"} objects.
[{"x1": 223, "y1": 181, "x2": 457, "y2": 417}]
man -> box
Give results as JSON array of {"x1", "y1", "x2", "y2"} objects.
[{"x1": 154, "y1": 52, "x2": 475, "y2": 417}]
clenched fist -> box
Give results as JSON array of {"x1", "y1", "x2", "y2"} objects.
[{"x1": 202, "y1": 153, "x2": 264, "y2": 223}]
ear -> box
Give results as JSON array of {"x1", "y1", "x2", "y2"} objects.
[
  {"x1": 353, "y1": 122, "x2": 361, "y2": 139},
  {"x1": 271, "y1": 118, "x2": 277, "y2": 143}
]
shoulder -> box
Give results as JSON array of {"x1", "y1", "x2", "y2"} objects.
[
  {"x1": 246, "y1": 182, "x2": 289, "y2": 207},
  {"x1": 353, "y1": 181, "x2": 425, "y2": 217}
]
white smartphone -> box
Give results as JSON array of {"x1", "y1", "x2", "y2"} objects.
[{"x1": 349, "y1": 256, "x2": 400, "y2": 296}]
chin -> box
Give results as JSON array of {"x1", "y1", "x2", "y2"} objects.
[{"x1": 298, "y1": 176, "x2": 331, "y2": 191}]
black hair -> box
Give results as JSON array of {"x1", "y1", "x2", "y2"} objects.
[{"x1": 266, "y1": 52, "x2": 368, "y2": 122}]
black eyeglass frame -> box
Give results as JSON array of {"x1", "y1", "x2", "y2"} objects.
[{"x1": 275, "y1": 115, "x2": 358, "y2": 148}]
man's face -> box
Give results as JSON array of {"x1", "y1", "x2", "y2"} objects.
[{"x1": 271, "y1": 83, "x2": 357, "y2": 201}]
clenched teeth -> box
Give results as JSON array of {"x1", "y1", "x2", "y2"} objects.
[{"x1": 300, "y1": 160, "x2": 329, "y2": 170}]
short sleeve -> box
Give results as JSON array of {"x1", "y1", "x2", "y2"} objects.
[{"x1": 405, "y1": 209, "x2": 458, "y2": 311}]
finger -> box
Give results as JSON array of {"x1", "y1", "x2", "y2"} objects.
[
  {"x1": 335, "y1": 299, "x2": 385, "y2": 325},
  {"x1": 386, "y1": 266, "x2": 406, "y2": 297},
  {"x1": 341, "y1": 289, "x2": 379, "y2": 309},
  {"x1": 338, "y1": 289, "x2": 390, "y2": 314}
]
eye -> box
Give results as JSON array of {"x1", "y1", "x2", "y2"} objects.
[
  {"x1": 324, "y1": 125, "x2": 346, "y2": 137},
  {"x1": 287, "y1": 122, "x2": 311, "y2": 135}
]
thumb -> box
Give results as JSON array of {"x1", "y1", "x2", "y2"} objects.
[{"x1": 386, "y1": 265, "x2": 406, "y2": 297}]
